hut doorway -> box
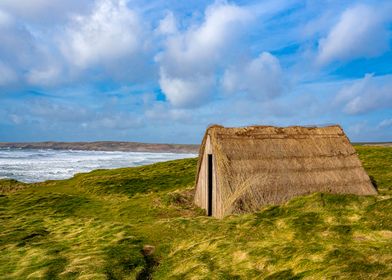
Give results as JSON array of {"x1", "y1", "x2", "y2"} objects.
[{"x1": 207, "y1": 154, "x2": 213, "y2": 216}]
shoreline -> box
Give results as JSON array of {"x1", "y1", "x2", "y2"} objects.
[
  {"x1": 0, "y1": 141, "x2": 200, "y2": 154},
  {"x1": 1, "y1": 141, "x2": 391, "y2": 152}
]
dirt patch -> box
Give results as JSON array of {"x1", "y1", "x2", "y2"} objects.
[{"x1": 137, "y1": 245, "x2": 159, "y2": 280}]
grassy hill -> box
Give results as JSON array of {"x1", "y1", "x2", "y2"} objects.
[{"x1": 0, "y1": 146, "x2": 391, "y2": 279}]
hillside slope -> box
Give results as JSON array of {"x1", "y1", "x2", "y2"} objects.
[{"x1": 0, "y1": 146, "x2": 391, "y2": 279}]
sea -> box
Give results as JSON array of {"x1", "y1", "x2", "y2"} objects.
[{"x1": 0, "y1": 148, "x2": 196, "y2": 183}]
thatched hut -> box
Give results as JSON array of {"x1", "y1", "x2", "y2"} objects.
[{"x1": 194, "y1": 125, "x2": 377, "y2": 218}]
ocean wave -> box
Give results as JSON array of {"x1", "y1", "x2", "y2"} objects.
[{"x1": 0, "y1": 149, "x2": 196, "y2": 183}]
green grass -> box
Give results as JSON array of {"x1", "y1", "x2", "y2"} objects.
[{"x1": 0, "y1": 147, "x2": 391, "y2": 279}]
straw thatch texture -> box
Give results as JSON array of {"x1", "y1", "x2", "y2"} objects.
[{"x1": 194, "y1": 125, "x2": 377, "y2": 218}]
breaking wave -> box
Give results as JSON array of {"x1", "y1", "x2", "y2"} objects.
[{"x1": 0, "y1": 148, "x2": 196, "y2": 183}]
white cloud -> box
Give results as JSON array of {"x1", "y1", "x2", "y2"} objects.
[
  {"x1": 0, "y1": 16, "x2": 65, "y2": 87},
  {"x1": 159, "y1": 71, "x2": 214, "y2": 107},
  {"x1": 60, "y1": 0, "x2": 146, "y2": 69},
  {"x1": 335, "y1": 73, "x2": 392, "y2": 115},
  {"x1": 156, "y1": 11, "x2": 177, "y2": 35},
  {"x1": 0, "y1": 0, "x2": 91, "y2": 24},
  {"x1": 0, "y1": 11, "x2": 38, "y2": 86},
  {"x1": 93, "y1": 114, "x2": 143, "y2": 129},
  {"x1": 18, "y1": 97, "x2": 144, "y2": 130},
  {"x1": 222, "y1": 52, "x2": 284, "y2": 100},
  {"x1": 317, "y1": 4, "x2": 391, "y2": 65},
  {"x1": 27, "y1": 99, "x2": 91, "y2": 122},
  {"x1": 347, "y1": 121, "x2": 368, "y2": 136},
  {"x1": 0, "y1": 0, "x2": 154, "y2": 87},
  {"x1": 0, "y1": 11, "x2": 34, "y2": 63},
  {"x1": 378, "y1": 119, "x2": 392, "y2": 128},
  {"x1": 157, "y1": 2, "x2": 253, "y2": 108},
  {"x1": 145, "y1": 102, "x2": 194, "y2": 124},
  {"x1": 0, "y1": 9, "x2": 13, "y2": 26},
  {"x1": 26, "y1": 64, "x2": 62, "y2": 87},
  {"x1": 0, "y1": 61, "x2": 16, "y2": 85}
]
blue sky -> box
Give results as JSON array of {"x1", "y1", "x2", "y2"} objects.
[{"x1": 0, "y1": 0, "x2": 391, "y2": 143}]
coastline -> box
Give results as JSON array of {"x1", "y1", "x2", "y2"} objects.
[
  {"x1": 1, "y1": 141, "x2": 390, "y2": 153},
  {"x1": 0, "y1": 141, "x2": 200, "y2": 154}
]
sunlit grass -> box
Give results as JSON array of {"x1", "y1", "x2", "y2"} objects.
[{"x1": 0, "y1": 147, "x2": 391, "y2": 279}]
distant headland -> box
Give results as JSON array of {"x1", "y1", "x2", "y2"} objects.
[
  {"x1": 0, "y1": 142, "x2": 390, "y2": 154},
  {"x1": 0, "y1": 141, "x2": 200, "y2": 154}
]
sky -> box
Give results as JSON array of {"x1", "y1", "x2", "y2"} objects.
[{"x1": 0, "y1": 0, "x2": 391, "y2": 144}]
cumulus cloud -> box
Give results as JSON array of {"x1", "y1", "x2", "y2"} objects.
[
  {"x1": 335, "y1": 73, "x2": 392, "y2": 115},
  {"x1": 0, "y1": 0, "x2": 91, "y2": 24},
  {"x1": 1, "y1": 0, "x2": 392, "y2": 143},
  {"x1": 90, "y1": 114, "x2": 143, "y2": 130},
  {"x1": 60, "y1": 0, "x2": 146, "y2": 69},
  {"x1": 0, "y1": 9, "x2": 42, "y2": 87},
  {"x1": 159, "y1": 72, "x2": 214, "y2": 107},
  {"x1": 347, "y1": 121, "x2": 368, "y2": 136},
  {"x1": 0, "y1": 0, "x2": 154, "y2": 88},
  {"x1": 317, "y1": 4, "x2": 391, "y2": 65},
  {"x1": 156, "y1": 11, "x2": 177, "y2": 35},
  {"x1": 378, "y1": 119, "x2": 392, "y2": 128},
  {"x1": 26, "y1": 64, "x2": 63, "y2": 87},
  {"x1": 0, "y1": 9, "x2": 13, "y2": 26},
  {"x1": 0, "y1": 7, "x2": 72, "y2": 88},
  {"x1": 145, "y1": 102, "x2": 195, "y2": 124},
  {"x1": 157, "y1": 1, "x2": 253, "y2": 108},
  {"x1": 0, "y1": 16, "x2": 66, "y2": 88},
  {"x1": 0, "y1": 61, "x2": 16, "y2": 86},
  {"x1": 5, "y1": 96, "x2": 144, "y2": 131},
  {"x1": 222, "y1": 52, "x2": 284, "y2": 100}
]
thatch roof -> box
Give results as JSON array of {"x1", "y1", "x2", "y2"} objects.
[{"x1": 195, "y1": 125, "x2": 377, "y2": 218}]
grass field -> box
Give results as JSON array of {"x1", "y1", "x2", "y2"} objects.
[{"x1": 0, "y1": 146, "x2": 391, "y2": 279}]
